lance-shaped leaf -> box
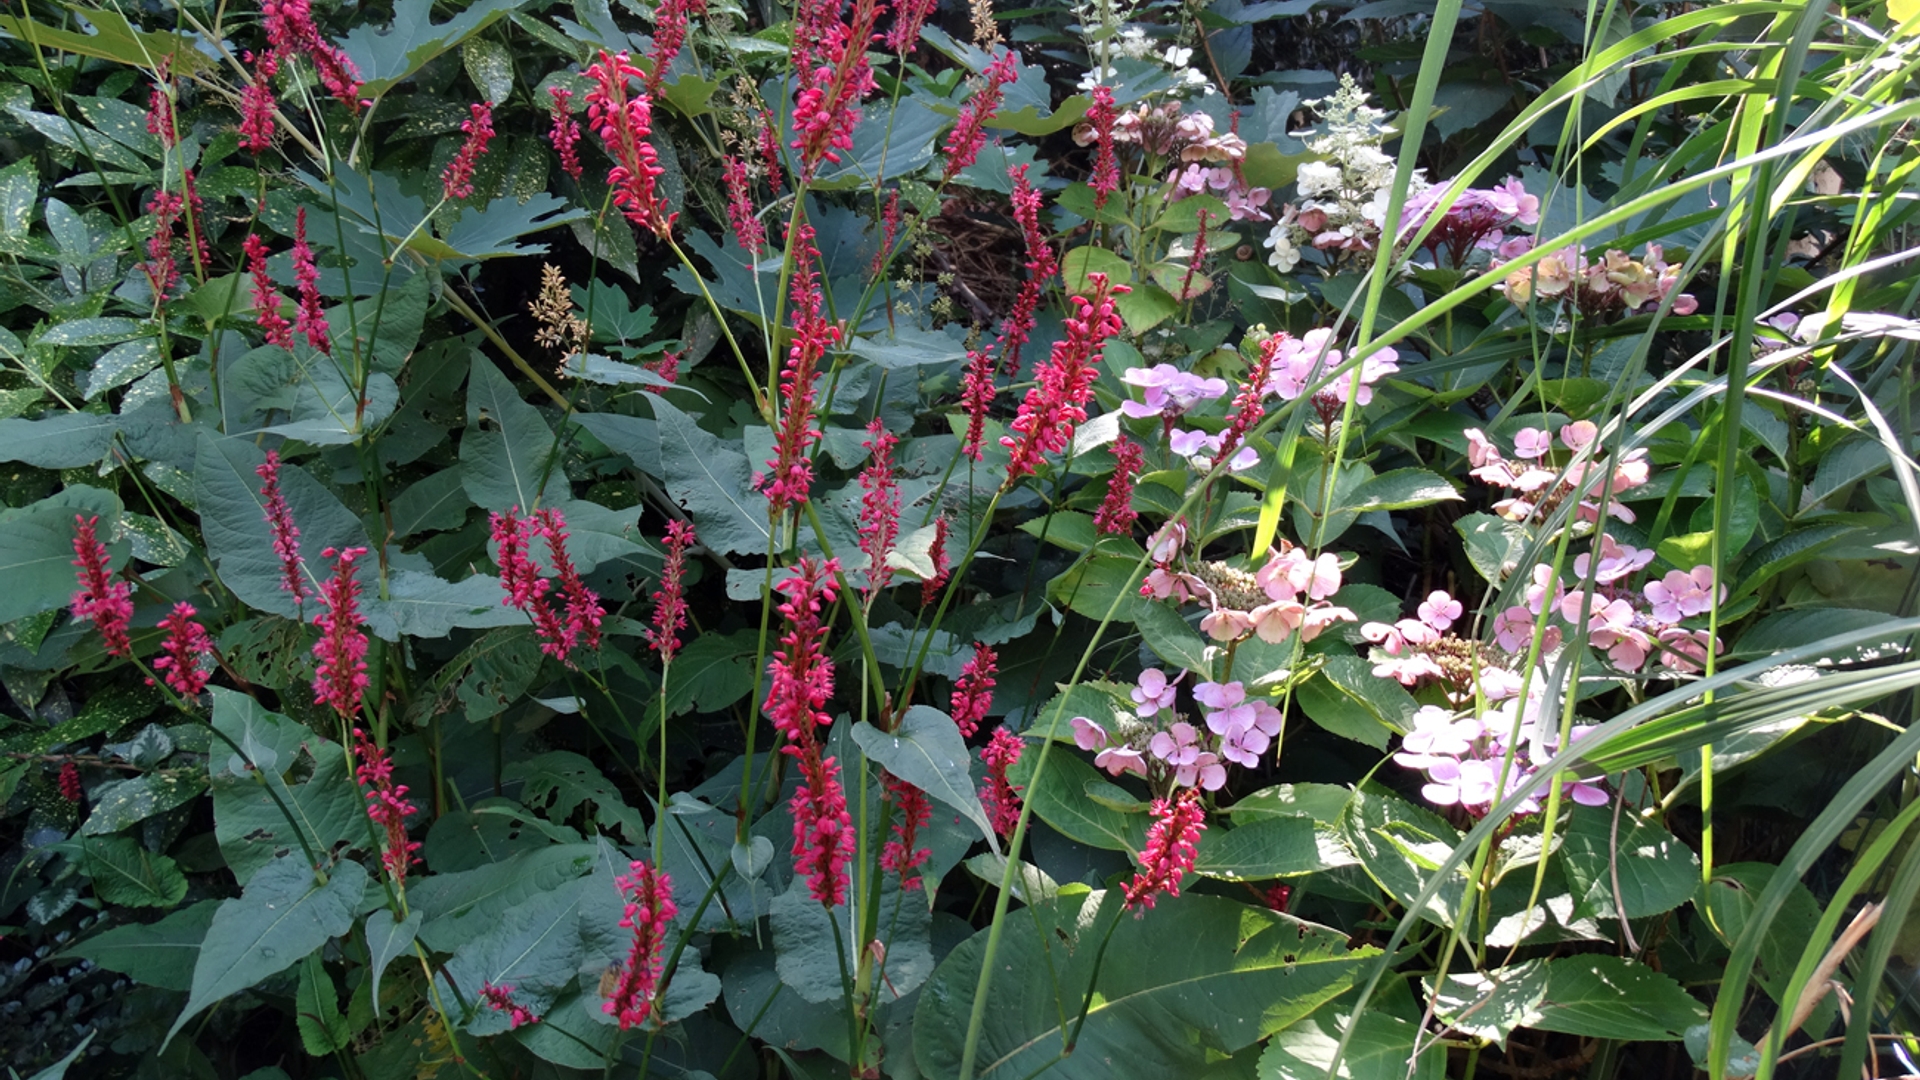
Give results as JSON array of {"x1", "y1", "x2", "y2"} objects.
[
  {"x1": 194, "y1": 433, "x2": 370, "y2": 618},
  {"x1": 914, "y1": 890, "x2": 1378, "y2": 1079},
  {"x1": 461, "y1": 353, "x2": 560, "y2": 512},
  {"x1": 61, "y1": 899, "x2": 216, "y2": 992},
  {"x1": 770, "y1": 877, "x2": 933, "y2": 1004},
  {"x1": 649, "y1": 394, "x2": 771, "y2": 556},
  {"x1": 167, "y1": 855, "x2": 368, "y2": 1047},
  {"x1": 0, "y1": 486, "x2": 122, "y2": 623},
  {"x1": 852, "y1": 706, "x2": 1000, "y2": 853},
  {"x1": 0, "y1": 413, "x2": 117, "y2": 467},
  {"x1": 365, "y1": 909, "x2": 422, "y2": 1013}
]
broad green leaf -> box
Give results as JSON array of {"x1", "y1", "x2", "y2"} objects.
[
  {"x1": 1296, "y1": 656, "x2": 1414, "y2": 750},
  {"x1": 1343, "y1": 468, "x2": 1461, "y2": 512},
  {"x1": 81, "y1": 338, "x2": 161, "y2": 399},
  {"x1": 1456, "y1": 512, "x2": 1528, "y2": 584},
  {"x1": 1431, "y1": 956, "x2": 1705, "y2": 1045},
  {"x1": 296, "y1": 953, "x2": 350, "y2": 1055},
  {"x1": 1047, "y1": 554, "x2": 1143, "y2": 621},
  {"x1": 1060, "y1": 245, "x2": 1133, "y2": 293},
  {"x1": 1192, "y1": 816, "x2": 1325, "y2": 881},
  {"x1": 720, "y1": 939, "x2": 852, "y2": 1060},
  {"x1": 0, "y1": 413, "x2": 116, "y2": 467},
  {"x1": 389, "y1": 468, "x2": 473, "y2": 536},
  {"x1": 506, "y1": 751, "x2": 650, "y2": 843},
  {"x1": 806, "y1": 96, "x2": 944, "y2": 189},
  {"x1": 82, "y1": 836, "x2": 187, "y2": 908},
  {"x1": 169, "y1": 856, "x2": 369, "y2": 1046},
  {"x1": 338, "y1": 0, "x2": 531, "y2": 96},
  {"x1": 37, "y1": 317, "x2": 146, "y2": 347},
  {"x1": 362, "y1": 569, "x2": 524, "y2": 640},
  {"x1": 454, "y1": 629, "x2": 545, "y2": 724},
  {"x1": 0, "y1": 9, "x2": 210, "y2": 73},
  {"x1": 649, "y1": 394, "x2": 771, "y2": 556},
  {"x1": 846, "y1": 325, "x2": 970, "y2": 369},
  {"x1": 412, "y1": 843, "x2": 600, "y2": 951},
  {"x1": 61, "y1": 899, "x2": 216, "y2": 991},
  {"x1": 0, "y1": 487, "x2": 122, "y2": 623},
  {"x1": 1259, "y1": 1001, "x2": 1445, "y2": 1080},
  {"x1": 770, "y1": 878, "x2": 932, "y2": 1003},
  {"x1": 663, "y1": 630, "x2": 757, "y2": 718},
  {"x1": 209, "y1": 690, "x2": 367, "y2": 885},
  {"x1": 0, "y1": 158, "x2": 33, "y2": 237},
  {"x1": 1555, "y1": 805, "x2": 1697, "y2": 920},
  {"x1": 460, "y1": 354, "x2": 559, "y2": 512},
  {"x1": 915, "y1": 891, "x2": 1377, "y2": 1080},
  {"x1": 365, "y1": 909, "x2": 422, "y2": 1013},
  {"x1": 1007, "y1": 743, "x2": 1149, "y2": 854},
  {"x1": 461, "y1": 37, "x2": 515, "y2": 103},
  {"x1": 81, "y1": 771, "x2": 208, "y2": 835},
  {"x1": 1115, "y1": 282, "x2": 1179, "y2": 333},
  {"x1": 437, "y1": 193, "x2": 585, "y2": 260},
  {"x1": 1133, "y1": 600, "x2": 1214, "y2": 676},
  {"x1": 1340, "y1": 786, "x2": 1464, "y2": 927},
  {"x1": 194, "y1": 433, "x2": 370, "y2": 618},
  {"x1": 852, "y1": 705, "x2": 1000, "y2": 851}
]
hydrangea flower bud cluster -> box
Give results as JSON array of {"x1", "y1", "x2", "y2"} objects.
[
  {"x1": 1496, "y1": 244, "x2": 1699, "y2": 318},
  {"x1": 1400, "y1": 176, "x2": 1540, "y2": 267},
  {"x1": 1265, "y1": 75, "x2": 1422, "y2": 261},
  {"x1": 1391, "y1": 700, "x2": 1608, "y2": 818},
  {"x1": 1168, "y1": 163, "x2": 1271, "y2": 222},
  {"x1": 604, "y1": 860, "x2": 676, "y2": 1029},
  {"x1": 1464, "y1": 421, "x2": 1651, "y2": 524}
]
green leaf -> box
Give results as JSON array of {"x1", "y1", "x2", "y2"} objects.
[
  {"x1": 437, "y1": 193, "x2": 585, "y2": 260},
  {"x1": 852, "y1": 705, "x2": 999, "y2": 851},
  {"x1": 363, "y1": 569, "x2": 525, "y2": 640},
  {"x1": 0, "y1": 9, "x2": 210, "y2": 73},
  {"x1": 1115, "y1": 283, "x2": 1179, "y2": 334},
  {"x1": 411, "y1": 844, "x2": 600, "y2": 951},
  {"x1": 1259, "y1": 999, "x2": 1446, "y2": 1080},
  {"x1": 1431, "y1": 956, "x2": 1705, "y2": 1046},
  {"x1": 1047, "y1": 554, "x2": 1143, "y2": 620},
  {"x1": 506, "y1": 751, "x2": 649, "y2": 843},
  {"x1": 0, "y1": 487, "x2": 122, "y2": 623},
  {"x1": 194, "y1": 433, "x2": 370, "y2": 618},
  {"x1": 209, "y1": 690, "x2": 368, "y2": 885},
  {"x1": 664, "y1": 630, "x2": 757, "y2": 718},
  {"x1": 1555, "y1": 805, "x2": 1698, "y2": 920},
  {"x1": 80, "y1": 771, "x2": 207, "y2": 835},
  {"x1": 1007, "y1": 744, "x2": 1148, "y2": 854},
  {"x1": 0, "y1": 413, "x2": 116, "y2": 467},
  {"x1": 1133, "y1": 600, "x2": 1213, "y2": 676},
  {"x1": 168, "y1": 856, "x2": 369, "y2": 1047},
  {"x1": 914, "y1": 891, "x2": 1377, "y2": 1080},
  {"x1": 338, "y1": 0, "x2": 530, "y2": 96},
  {"x1": 1191, "y1": 816, "x2": 1324, "y2": 881},
  {"x1": 365, "y1": 909, "x2": 422, "y2": 1014},
  {"x1": 845, "y1": 324, "x2": 970, "y2": 369},
  {"x1": 1456, "y1": 512, "x2": 1528, "y2": 584},
  {"x1": 1155, "y1": 194, "x2": 1231, "y2": 234},
  {"x1": 649, "y1": 394, "x2": 772, "y2": 556},
  {"x1": 82, "y1": 836, "x2": 188, "y2": 907},
  {"x1": 1060, "y1": 246, "x2": 1132, "y2": 293},
  {"x1": 296, "y1": 953, "x2": 350, "y2": 1055},
  {"x1": 1343, "y1": 468, "x2": 1462, "y2": 513},
  {"x1": 460, "y1": 354, "x2": 560, "y2": 512},
  {"x1": 454, "y1": 629, "x2": 544, "y2": 723},
  {"x1": 1296, "y1": 655, "x2": 1417, "y2": 750},
  {"x1": 390, "y1": 468, "x2": 473, "y2": 536},
  {"x1": 62, "y1": 899, "x2": 217, "y2": 991},
  {"x1": 461, "y1": 37, "x2": 515, "y2": 103},
  {"x1": 37, "y1": 317, "x2": 146, "y2": 347},
  {"x1": 771, "y1": 878, "x2": 932, "y2": 1003},
  {"x1": 1341, "y1": 786, "x2": 1465, "y2": 928}
]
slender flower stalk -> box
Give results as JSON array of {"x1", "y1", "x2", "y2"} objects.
[
  {"x1": 351, "y1": 727, "x2": 421, "y2": 882},
  {"x1": 880, "y1": 773, "x2": 932, "y2": 889},
  {"x1": 979, "y1": 726, "x2": 1024, "y2": 837},
  {"x1": 605, "y1": 860, "x2": 677, "y2": 1029},
  {"x1": 1122, "y1": 787, "x2": 1205, "y2": 911},
  {"x1": 950, "y1": 644, "x2": 997, "y2": 737},
  {"x1": 70, "y1": 515, "x2": 132, "y2": 657},
  {"x1": 1095, "y1": 438, "x2": 1143, "y2": 535},
  {"x1": 649, "y1": 520, "x2": 697, "y2": 662},
  {"x1": 243, "y1": 234, "x2": 294, "y2": 348},
  {"x1": 1001, "y1": 272, "x2": 1127, "y2": 481},
  {"x1": 584, "y1": 51, "x2": 676, "y2": 237},
  {"x1": 291, "y1": 208, "x2": 331, "y2": 355},
  {"x1": 548, "y1": 86, "x2": 584, "y2": 181},
  {"x1": 480, "y1": 983, "x2": 536, "y2": 1029},
  {"x1": 921, "y1": 515, "x2": 951, "y2": 605},
  {"x1": 940, "y1": 50, "x2": 1019, "y2": 181},
  {"x1": 312, "y1": 547, "x2": 370, "y2": 719},
  {"x1": 256, "y1": 450, "x2": 306, "y2": 605},
  {"x1": 857, "y1": 419, "x2": 902, "y2": 597},
  {"x1": 1088, "y1": 85, "x2": 1119, "y2": 210},
  {"x1": 151, "y1": 603, "x2": 214, "y2": 697},
  {"x1": 441, "y1": 102, "x2": 495, "y2": 201},
  {"x1": 765, "y1": 559, "x2": 854, "y2": 905},
  {"x1": 759, "y1": 225, "x2": 837, "y2": 514}
]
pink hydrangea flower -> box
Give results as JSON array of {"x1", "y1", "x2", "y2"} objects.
[
  {"x1": 1131, "y1": 669, "x2": 1180, "y2": 716},
  {"x1": 1417, "y1": 590, "x2": 1463, "y2": 632},
  {"x1": 1644, "y1": 565, "x2": 1719, "y2": 623}
]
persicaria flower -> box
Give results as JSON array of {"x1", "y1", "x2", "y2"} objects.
[
  {"x1": 548, "y1": 86, "x2": 584, "y2": 181},
  {"x1": 856, "y1": 420, "x2": 901, "y2": 597},
  {"x1": 58, "y1": 762, "x2": 84, "y2": 803},
  {"x1": 256, "y1": 450, "x2": 306, "y2": 605},
  {"x1": 996, "y1": 165, "x2": 1059, "y2": 375},
  {"x1": 490, "y1": 509, "x2": 604, "y2": 663},
  {"x1": 880, "y1": 772, "x2": 932, "y2": 890},
  {"x1": 791, "y1": 752, "x2": 855, "y2": 905},
  {"x1": 1001, "y1": 273, "x2": 1127, "y2": 481},
  {"x1": 643, "y1": 0, "x2": 706, "y2": 95},
  {"x1": 71, "y1": 515, "x2": 133, "y2": 657},
  {"x1": 583, "y1": 51, "x2": 676, "y2": 237},
  {"x1": 480, "y1": 982, "x2": 537, "y2": 1029},
  {"x1": 261, "y1": 0, "x2": 362, "y2": 107},
  {"x1": 237, "y1": 51, "x2": 280, "y2": 152},
  {"x1": 441, "y1": 102, "x2": 495, "y2": 201},
  {"x1": 721, "y1": 155, "x2": 765, "y2": 254},
  {"x1": 1095, "y1": 439, "x2": 1143, "y2": 535},
  {"x1": 312, "y1": 547, "x2": 370, "y2": 719},
  {"x1": 941, "y1": 50, "x2": 1019, "y2": 181},
  {"x1": 243, "y1": 234, "x2": 294, "y2": 348},
  {"x1": 604, "y1": 860, "x2": 677, "y2": 1029},
  {"x1": 291, "y1": 208, "x2": 331, "y2": 355},
  {"x1": 536, "y1": 507, "x2": 605, "y2": 656},
  {"x1": 788, "y1": 0, "x2": 882, "y2": 180},
  {"x1": 146, "y1": 66, "x2": 177, "y2": 148},
  {"x1": 759, "y1": 225, "x2": 837, "y2": 512},
  {"x1": 885, "y1": 0, "x2": 937, "y2": 52},
  {"x1": 950, "y1": 643, "x2": 997, "y2": 737},
  {"x1": 1123, "y1": 788, "x2": 1204, "y2": 912},
  {"x1": 959, "y1": 345, "x2": 998, "y2": 462},
  {"x1": 766, "y1": 558, "x2": 855, "y2": 905},
  {"x1": 1087, "y1": 85, "x2": 1119, "y2": 211},
  {"x1": 979, "y1": 726, "x2": 1025, "y2": 837},
  {"x1": 921, "y1": 515, "x2": 950, "y2": 605},
  {"x1": 151, "y1": 603, "x2": 214, "y2": 697},
  {"x1": 649, "y1": 520, "x2": 697, "y2": 662},
  {"x1": 352, "y1": 727, "x2": 421, "y2": 882},
  {"x1": 143, "y1": 190, "x2": 183, "y2": 298}
]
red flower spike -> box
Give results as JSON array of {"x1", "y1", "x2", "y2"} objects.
[
  {"x1": 764, "y1": 559, "x2": 854, "y2": 905},
  {"x1": 352, "y1": 727, "x2": 421, "y2": 883},
  {"x1": 759, "y1": 225, "x2": 837, "y2": 514},
  {"x1": 1213, "y1": 329, "x2": 1284, "y2": 471},
  {"x1": 880, "y1": 772, "x2": 932, "y2": 889},
  {"x1": 1122, "y1": 788, "x2": 1206, "y2": 912},
  {"x1": 534, "y1": 508, "x2": 604, "y2": 658},
  {"x1": 70, "y1": 515, "x2": 132, "y2": 657},
  {"x1": 920, "y1": 515, "x2": 951, "y2": 606},
  {"x1": 788, "y1": 0, "x2": 884, "y2": 180},
  {"x1": 885, "y1": 0, "x2": 937, "y2": 53},
  {"x1": 979, "y1": 726, "x2": 1024, "y2": 837},
  {"x1": 869, "y1": 188, "x2": 900, "y2": 278},
  {"x1": 1087, "y1": 86, "x2": 1119, "y2": 211},
  {"x1": 649, "y1": 520, "x2": 697, "y2": 662},
  {"x1": 1001, "y1": 272, "x2": 1128, "y2": 481},
  {"x1": 1094, "y1": 439, "x2": 1143, "y2": 536},
  {"x1": 256, "y1": 450, "x2": 305, "y2": 604},
  {"x1": 261, "y1": 0, "x2": 361, "y2": 107},
  {"x1": 941, "y1": 50, "x2": 1019, "y2": 181},
  {"x1": 643, "y1": 0, "x2": 706, "y2": 95},
  {"x1": 238, "y1": 51, "x2": 280, "y2": 152},
  {"x1": 548, "y1": 86, "x2": 584, "y2": 181},
  {"x1": 949, "y1": 643, "x2": 996, "y2": 738},
  {"x1": 583, "y1": 51, "x2": 676, "y2": 238},
  {"x1": 150, "y1": 602, "x2": 214, "y2": 697},
  {"x1": 312, "y1": 547, "x2": 370, "y2": 719},
  {"x1": 604, "y1": 860, "x2": 677, "y2": 1029},
  {"x1": 959, "y1": 345, "x2": 998, "y2": 462},
  {"x1": 480, "y1": 982, "x2": 537, "y2": 1029},
  {"x1": 996, "y1": 165, "x2": 1059, "y2": 375},
  {"x1": 291, "y1": 208, "x2": 331, "y2": 355},
  {"x1": 58, "y1": 762, "x2": 83, "y2": 803},
  {"x1": 243, "y1": 234, "x2": 294, "y2": 348},
  {"x1": 856, "y1": 419, "x2": 902, "y2": 597},
  {"x1": 146, "y1": 64, "x2": 177, "y2": 149},
  {"x1": 441, "y1": 102, "x2": 495, "y2": 201},
  {"x1": 143, "y1": 190, "x2": 183, "y2": 298},
  {"x1": 722, "y1": 155, "x2": 766, "y2": 255}
]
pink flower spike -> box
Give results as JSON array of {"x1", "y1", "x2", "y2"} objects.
[
  {"x1": 312, "y1": 547, "x2": 370, "y2": 719},
  {"x1": 256, "y1": 450, "x2": 306, "y2": 605},
  {"x1": 722, "y1": 155, "x2": 766, "y2": 254},
  {"x1": 1001, "y1": 273, "x2": 1127, "y2": 481},
  {"x1": 959, "y1": 345, "x2": 998, "y2": 462},
  {"x1": 1122, "y1": 788, "x2": 1205, "y2": 912},
  {"x1": 941, "y1": 50, "x2": 1019, "y2": 182},
  {"x1": 534, "y1": 507, "x2": 605, "y2": 659},
  {"x1": 604, "y1": 860, "x2": 677, "y2": 1029},
  {"x1": 481, "y1": 982, "x2": 537, "y2": 1029},
  {"x1": 1087, "y1": 85, "x2": 1119, "y2": 211},
  {"x1": 548, "y1": 86, "x2": 584, "y2": 181},
  {"x1": 243, "y1": 234, "x2": 294, "y2": 348},
  {"x1": 880, "y1": 772, "x2": 933, "y2": 889},
  {"x1": 857, "y1": 419, "x2": 903, "y2": 597},
  {"x1": 441, "y1": 101, "x2": 495, "y2": 201},
  {"x1": 150, "y1": 603, "x2": 213, "y2": 697},
  {"x1": 759, "y1": 225, "x2": 836, "y2": 512},
  {"x1": 70, "y1": 515, "x2": 133, "y2": 657},
  {"x1": 921, "y1": 515, "x2": 951, "y2": 605},
  {"x1": 979, "y1": 726, "x2": 1025, "y2": 837},
  {"x1": 1095, "y1": 439, "x2": 1143, "y2": 536},
  {"x1": 238, "y1": 51, "x2": 280, "y2": 153},
  {"x1": 583, "y1": 51, "x2": 676, "y2": 237},
  {"x1": 643, "y1": 0, "x2": 706, "y2": 95},
  {"x1": 649, "y1": 520, "x2": 697, "y2": 662},
  {"x1": 950, "y1": 644, "x2": 997, "y2": 737},
  {"x1": 291, "y1": 208, "x2": 331, "y2": 355},
  {"x1": 351, "y1": 727, "x2": 421, "y2": 882}
]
